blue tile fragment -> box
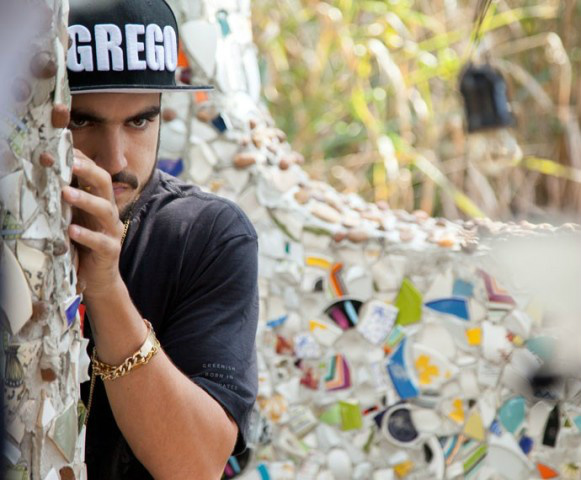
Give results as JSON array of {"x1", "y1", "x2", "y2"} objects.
[
  {"x1": 257, "y1": 463, "x2": 271, "y2": 480},
  {"x1": 387, "y1": 338, "x2": 419, "y2": 399},
  {"x1": 65, "y1": 296, "x2": 81, "y2": 328},
  {"x1": 574, "y1": 415, "x2": 581, "y2": 433},
  {"x1": 425, "y1": 297, "x2": 469, "y2": 321},
  {"x1": 489, "y1": 420, "x2": 502, "y2": 436},
  {"x1": 216, "y1": 10, "x2": 231, "y2": 37},
  {"x1": 499, "y1": 396, "x2": 525, "y2": 433},
  {"x1": 267, "y1": 315, "x2": 288, "y2": 328},
  {"x1": 344, "y1": 300, "x2": 359, "y2": 325},
  {"x1": 453, "y1": 279, "x2": 474, "y2": 297},
  {"x1": 228, "y1": 456, "x2": 241, "y2": 474},
  {"x1": 518, "y1": 435, "x2": 533, "y2": 455},
  {"x1": 157, "y1": 158, "x2": 184, "y2": 177},
  {"x1": 211, "y1": 114, "x2": 228, "y2": 132}
]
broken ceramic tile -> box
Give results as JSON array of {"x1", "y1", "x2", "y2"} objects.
[
  {"x1": 38, "y1": 397, "x2": 57, "y2": 428},
  {"x1": 443, "y1": 397, "x2": 465, "y2": 424},
  {"x1": 16, "y1": 241, "x2": 48, "y2": 298},
  {"x1": 482, "y1": 321, "x2": 512, "y2": 363},
  {"x1": 412, "y1": 344, "x2": 458, "y2": 390},
  {"x1": 0, "y1": 170, "x2": 23, "y2": 220},
  {"x1": 486, "y1": 430, "x2": 534, "y2": 478},
  {"x1": 49, "y1": 402, "x2": 78, "y2": 462},
  {"x1": 424, "y1": 297, "x2": 469, "y2": 321},
  {"x1": 423, "y1": 269, "x2": 453, "y2": 301},
  {"x1": 324, "y1": 299, "x2": 362, "y2": 330},
  {"x1": 1, "y1": 243, "x2": 33, "y2": 335},
  {"x1": 327, "y1": 448, "x2": 352, "y2": 479},
  {"x1": 158, "y1": 158, "x2": 184, "y2": 177},
  {"x1": 536, "y1": 463, "x2": 559, "y2": 479},
  {"x1": 4, "y1": 439, "x2": 22, "y2": 466},
  {"x1": 387, "y1": 338, "x2": 419, "y2": 400},
  {"x1": 242, "y1": 46, "x2": 261, "y2": 102},
  {"x1": 414, "y1": 322, "x2": 457, "y2": 360},
  {"x1": 21, "y1": 213, "x2": 51, "y2": 240},
  {"x1": 293, "y1": 333, "x2": 321, "y2": 360},
  {"x1": 323, "y1": 354, "x2": 351, "y2": 391},
  {"x1": 356, "y1": 300, "x2": 398, "y2": 346},
  {"x1": 542, "y1": 404, "x2": 560, "y2": 447},
  {"x1": 339, "y1": 400, "x2": 362, "y2": 431},
  {"x1": 43, "y1": 468, "x2": 59, "y2": 480},
  {"x1": 394, "y1": 279, "x2": 422, "y2": 326},
  {"x1": 452, "y1": 278, "x2": 474, "y2": 298},
  {"x1": 7, "y1": 414, "x2": 25, "y2": 444},
  {"x1": 342, "y1": 265, "x2": 374, "y2": 299},
  {"x1": 309, "y1": 318, "x2": 343, "y2": 347},
  {"x1": 518, "y1": 434, "x2": 533, "y2": 454},
  {"x1": 211, "y1": 113, "x2": 231, "y2": 133},
  {"x1": 461, "y1": 443, "x2": 487, "y2": 477},
  {"x1": 380, "y1": 404, "x2": 420, "y2": 447},
  {"x1": 64, "y1": 295, "x2": 81, "y2": 329},
  {"x1": 4, "y1": 464, "x2": 29, "y2": 480},
  {"x1": 20, "y1": 186, "x2": 38, "y2": 226},
  {"x1": 287, "y1": 405, "x2": 317, "y2": 437},
  {"x1": 499, "y1": 396, "x2": 526, "y2": 434},
  {"x1": 181, "y1": 20, "x2": 219, "y2": 78},
  {"x1": 479, "y1": 269, "x2": 516, "y2": 309}
]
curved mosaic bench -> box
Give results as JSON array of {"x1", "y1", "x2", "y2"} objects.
[{"x1": 162, "y1": 1, "x2": 581, "y2": 479}]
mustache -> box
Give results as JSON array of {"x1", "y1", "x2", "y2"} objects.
[{"x1": 111, "y1": 171, "x2": 139, "y2": 189}]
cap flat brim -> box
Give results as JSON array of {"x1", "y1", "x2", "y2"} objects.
[{"x1": 70, "y1": 84, "x2": 214, "y2": 94}]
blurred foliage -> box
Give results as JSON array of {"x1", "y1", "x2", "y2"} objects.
[{"x1": 252, "y1": 0, "x2": 581, "y2": 220}]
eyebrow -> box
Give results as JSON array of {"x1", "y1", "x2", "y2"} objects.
[{"x1": 70, "y1": 106, "x2": 161, "y2": 124}]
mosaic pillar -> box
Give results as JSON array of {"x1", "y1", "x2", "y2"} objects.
[
  {"x1": 1, "y1": 1, "x2": 89, "y2": 479},
  {"x1": 161, "y1": 1, "x2": 581, "y2": 479}
]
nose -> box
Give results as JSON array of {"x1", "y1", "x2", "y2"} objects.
[{"x1": 93, "y1": 126, "x2": 128, "y2": 175}]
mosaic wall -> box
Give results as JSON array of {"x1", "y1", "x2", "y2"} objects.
[
  {"x1": 163, "y1": 1, "x2": 581, "y2": 479},
  {"x1": 0, "y1": 1, "x2": 579, "y2": 479},
  {"x1": 0, "y1": 1, "x2": 89, "y2": 479}
]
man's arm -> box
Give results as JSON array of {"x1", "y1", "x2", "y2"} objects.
[
  {"x1": 64, "y1": 152, "x2": 239, "y2": 479},
  {"x1": 87, "y1": 278, "x2": 238, "y2": 480}
]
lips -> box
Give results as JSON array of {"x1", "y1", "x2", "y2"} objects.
[{"x1": 113, "y1": 183, "x2": 131, "y2": 195}]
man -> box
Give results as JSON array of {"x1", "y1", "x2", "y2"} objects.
[{"x1": 63, "y1": 1, "x2": 259, "y2": 478}]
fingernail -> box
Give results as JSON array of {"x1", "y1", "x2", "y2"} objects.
[
  {"x1": 70, "y1": 225, "x2": 80, "y2": 237},
  {"x1": 73, "y1": 158, "x2": 81, "y2": 168},
  {"x1": 65, "y1": 186, "x2": 80, "y2": 200}
]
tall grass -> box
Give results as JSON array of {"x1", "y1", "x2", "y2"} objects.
[{"x1": 252, "y1": 0, "x2": 581, "y2": 221}]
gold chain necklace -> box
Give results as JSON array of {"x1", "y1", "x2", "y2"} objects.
[{"x1": 84, "y1": 212, "x2": 133, "y2": 426}]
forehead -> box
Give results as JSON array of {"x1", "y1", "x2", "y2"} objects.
[{"x1": 71, "y1": 92, "x2": 161, "y2": 119}]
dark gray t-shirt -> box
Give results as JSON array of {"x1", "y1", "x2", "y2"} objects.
[{"x1": 81, "y1": 169, "x2": 259, "y2": 479}]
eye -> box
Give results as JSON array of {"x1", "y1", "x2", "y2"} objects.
[
  {"x1": 128, "y1": 117, "x2": 150, "y2": 129},
  {"x1": 69, "y1": 118, "x2": 90, "y2": 129}
]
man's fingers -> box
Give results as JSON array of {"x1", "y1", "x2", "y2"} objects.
[
  {"x1": 63, "y1": 186, "x2": 121, "y2": 231},
  {"x1": 72, "y1": 152, "x2": 114, "y2": 200},
  {"x1": 69, "y1": 224, "x2": 122, "y2": 257}
]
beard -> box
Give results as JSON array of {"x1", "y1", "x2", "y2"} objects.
[{"x1": 118, "y1": 121, "x2": 161, "y2": 222}]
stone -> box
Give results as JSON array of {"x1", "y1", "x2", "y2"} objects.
[{"x1": 51, "y1": 104, "x2": 70, "y2": 129}]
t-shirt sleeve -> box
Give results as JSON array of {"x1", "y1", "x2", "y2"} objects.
[{"x1": 158, "y1": 202, "x2": 259, "y2": 455}]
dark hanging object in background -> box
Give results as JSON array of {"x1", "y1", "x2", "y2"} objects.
[{"x1": 459, "y1": 64, "x2": 514, "y2": 132}]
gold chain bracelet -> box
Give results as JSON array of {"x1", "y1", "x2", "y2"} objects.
[{"x1": 92, "y1": 319, "x2": 160, "y2": 381}]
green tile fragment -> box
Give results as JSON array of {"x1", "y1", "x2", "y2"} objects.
[
  {"x1": 319, "y1": 403, "x2": 341, "y2": 426},
  {"x1": 395, "y1": 278, "x2": 423, "y2": 326},
  {"x1": 339, "y1": 400, "x2": 363, "y2": 431},
  {"x1": 5, "y1": 465, "x2": 29, "y2": 480},
  {"x1": 463, "y1": 444, "x2": 487, "y2": 474}
]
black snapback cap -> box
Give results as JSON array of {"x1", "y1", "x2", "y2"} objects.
[{"x1": 67, "y1": 0, "x2": 212, "y2": 93}]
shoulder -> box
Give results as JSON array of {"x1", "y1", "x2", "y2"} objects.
[{"x1": 137, "y1": 172, "x2": 257, "y2": 257}]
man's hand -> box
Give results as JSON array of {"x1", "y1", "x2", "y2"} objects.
[{"x1": 62, "y1": 149, "x2": 125, "y2": 300}]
